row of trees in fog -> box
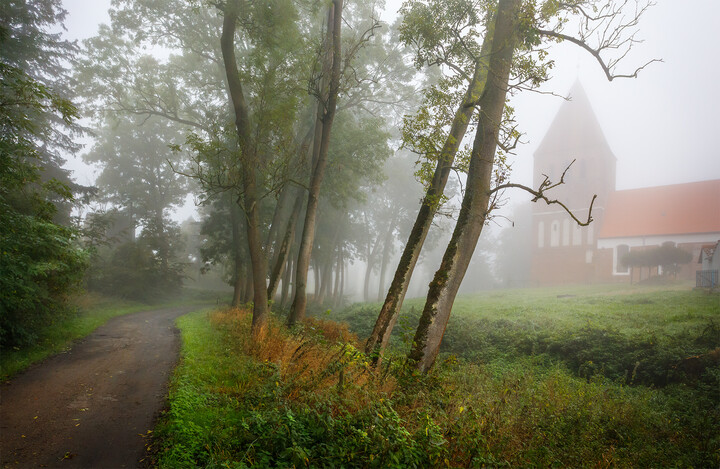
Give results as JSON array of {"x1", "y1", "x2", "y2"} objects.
[{"x1": 1, "y1": 0, "x2": 654, "y2": 372}]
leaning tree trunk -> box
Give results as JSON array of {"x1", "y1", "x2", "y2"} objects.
[
  {"x1": 267, "y1": 191, "x2": 304, "y2": 301},
  {"x1": 221, "y1": 0, "x2": 269, "y2": 336},
  {"x1": 266, "y1": 123, "x2": 314, "y2": 269},
  {"x1": 266, "y1": 181, "x2": 292, "y2": 256},
  {"x1": 408, "y1": 0, "x2": 521, "y2": 373},
  {"x1": 288, "y1": 0, "x2": 343, "y2": 326},
  {"x1": 364, "y1": 18, "x2": 496, "y2": 361}
]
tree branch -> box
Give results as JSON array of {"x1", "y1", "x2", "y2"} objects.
[
  {"x1": 488, "y1": 160, "x2": 596, "y2": 226},
  {"x1": 535, "y1": 29, "x2": 660, "y2": 81}
]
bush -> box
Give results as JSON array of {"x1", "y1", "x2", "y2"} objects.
[{"x1": 0, "y1": 210, "x2": 88, "y2": 348}]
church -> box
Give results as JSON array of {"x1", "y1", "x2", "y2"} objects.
[{"x1": 529, "y1": 83, "x2": 720, "y2": 286}]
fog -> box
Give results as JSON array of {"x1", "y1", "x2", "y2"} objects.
[
  {"x1": 63, "y1": 0, "x2": 720, "y2": 191},
  {"x1": 58, "y1": 0, "x2": 720, "y2": 302}
]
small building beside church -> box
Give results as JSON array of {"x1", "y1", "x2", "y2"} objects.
[{"x1": 529, "y1": 82, "x2": 720, "y2": 286}]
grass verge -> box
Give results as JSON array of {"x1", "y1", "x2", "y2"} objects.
[
  {"x1": 0, "y1": 289, "x2": 227, "y2": 381},
  {"x1": 153, "y1": 295, "x2": 719, "y2": 467}
]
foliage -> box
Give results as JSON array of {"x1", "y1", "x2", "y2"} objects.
[
  {"x1": 153, "y1": 290, "x2": 720, "y2": 467},
  {"x1": 79, "y1": 112, "x2": 192, "y2": 299},
  {"x1": 622, "y1": 242, "x2": 694, "y2": 277},
  {"x1": 0, "y1": 1, "x2": 88, "y2": 349},
  {"x1": 86, "y1": 223, "x2": 186, "y2": 302},
  {"x1": 0, "y1": 207, "x2": 88, "y2": 348}
]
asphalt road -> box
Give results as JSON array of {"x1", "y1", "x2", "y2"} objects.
[{"x1": 1, "y1": 305, "x2": 203, "y2": 468}]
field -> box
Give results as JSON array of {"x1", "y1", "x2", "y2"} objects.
[{"x1": 152, "y1": 284, "x2": 719, "y2": 467}]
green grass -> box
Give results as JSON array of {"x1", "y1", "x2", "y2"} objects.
[
  {"x1": 153, "y1": 285, "x2": 719, "y2": 467},
  {"x1": 333, "y1": 284, "x2": 720, "y2": 386},
  {"x1": 0, "y1": 289, "x2": 228, "y2": 381}
]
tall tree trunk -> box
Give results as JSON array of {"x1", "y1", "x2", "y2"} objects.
[
  {"x1": 316, "y1": 258, "x2": 330, "y2": 305},
  {"x1": 408, "y1": 0, "x2": 521, "y2": 373},
  {"x1": 363, "y1": 236, "x2": 382, "y2": 302},
  {"x1": 281, "y1": 255, "x2": 293, "y2": 308},
  {"x1": 316, "y1": 223, "x2": 340, "y2": 305},
  {"x1": 339, "y1": 257, "x2": 345, "y2": 303},
  {"x1": 221, "y1": 0, "x2": 269, "y2": 336},
  {"x1": 377, "y1": 221, "x2": 396, "y2": 301},
  {"x1": 313, "y1": 258, "x2": 320, "y2": 302},
  {"x1": 363, "y1": 260, "x2": 373, "y2": 302},
  {"x1": 265, "y1": 182, "x2": 292, "y2": 255},
  {"x1": 230, "y1": 203, "x2": 244, "y2": 307},
  {"x1": 243, "y1": 261, "x2": 253, "y2": 304},
  {"x1": 364, "y1": 18, "x2": 496, "y2": 360},
  {"x1": 267, "y1": 191, "x2": 304, "y2": 301},
  {"x1": 288, "y1": 0, "x2": 343, "y2": 326},
  {"x1": 332, "y1": 246, "x2": 342, "y2": 307},
  {"x1": 265, "y1": 123, "x2": 314, "y2": 264}
]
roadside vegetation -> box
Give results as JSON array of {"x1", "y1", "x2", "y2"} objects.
[
  {"x1": 0, "y1": 289, "x2": 227, "y2": 381},
  {"x1": 153, "y1": 285, "x2": 719, "y2": 467}
]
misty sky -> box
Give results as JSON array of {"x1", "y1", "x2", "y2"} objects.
[{"x1": 61, "y1": 0, "x2": 720, "y2": 212}]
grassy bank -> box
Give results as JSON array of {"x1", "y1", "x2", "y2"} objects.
[
  {"x1": 153, "y1": 285, "x2": 719, "y2": 467},
  {"x1": 0, "y1": 289, "x2": 228, "y2": 381},
  {"x1": 333, "y1": 284, "x2": 720, "y2": 386}
]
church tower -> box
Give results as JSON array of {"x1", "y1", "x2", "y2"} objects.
[{"x1": 530, "y1": 81, "x2": 617, "y2": 285}]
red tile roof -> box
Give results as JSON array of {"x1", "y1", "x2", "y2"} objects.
[{"x1": 598, "y1": 180, "x2": 720, "y2": 239}]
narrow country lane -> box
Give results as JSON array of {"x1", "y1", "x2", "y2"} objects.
[{"x1": 1, "y1": 306, "x2": 203, "y2": 468}]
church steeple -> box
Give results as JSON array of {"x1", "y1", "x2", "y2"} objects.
[
  {"x1": 533, "y1": 81, "x2": 616, "y2": 209},
  {"x1": 530, "y1": 81, "x2": 617, "y2": 286}
]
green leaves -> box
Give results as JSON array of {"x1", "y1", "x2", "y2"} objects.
[
  {"x1": 0, "y1": 3, "x2": 87, "y2": 349},
  {"x1": 0, "y1": 207, "x2": 88, "y2": 348},
  {"x1": 399, "y1": 0, "x2": 488, "y2": 70}
]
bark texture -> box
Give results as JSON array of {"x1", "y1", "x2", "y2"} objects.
[
  {"x1": 221, "y1": 0, "x2": 268, "y2": 335},
  {"x1": 364, "y1": 19, "x2": 496, "y2": 360},
  {"x1": 287, "y1": 0, "x2": 343, "y2": 326},
  {"x1": 408, "y1": 0, "x2": 521, "y2": 373}
]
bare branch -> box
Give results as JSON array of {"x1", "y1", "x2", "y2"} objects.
[
  {"x1": 535, "y1": 0, "x2": 661, "y2": 81},
  {"x1": 488, "y1": 160, "x2": 596, "y2": 226},
  {"x1": 536, "y1": 29, "x2": 660, "y2": 81}
]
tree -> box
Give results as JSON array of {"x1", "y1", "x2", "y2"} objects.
[
  {"x1": 622, "y1": 242, "x2": 692, "y2": 282},
  {"x1": 407, "y1": 0, "x2": 656, "y2": 373},
  {"x1": 287, "y1": 0, "x2": 346, "y2": 326},
  {"x1": 0, "y1": 0, "x2": 87, "y2": 348},
  {"x1": 365, "y1": 0, "x2": 498, "y2": 361},
  {"x1": 219, "y1": 0, "x2": 274, "y2": 335},
  {"x1": 82, "y1": 114, "x2": 190, "y2": 298}
]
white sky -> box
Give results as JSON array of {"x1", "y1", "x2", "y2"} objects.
[{"x1": 61, "y1": 0, "x2": 720, "y2": 216}]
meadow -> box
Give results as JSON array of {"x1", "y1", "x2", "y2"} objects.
[{"x1": 152, "y1": 284, "x2": 719, "y2": 467}]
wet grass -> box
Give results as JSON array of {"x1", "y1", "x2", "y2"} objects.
[{"x1": 153, "y1": 285, "x2": 719, "y2": 467}]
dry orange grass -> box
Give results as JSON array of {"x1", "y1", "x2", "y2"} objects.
[{"x1": 209, "y1": 307, "x2": 397, "y2": 408}]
